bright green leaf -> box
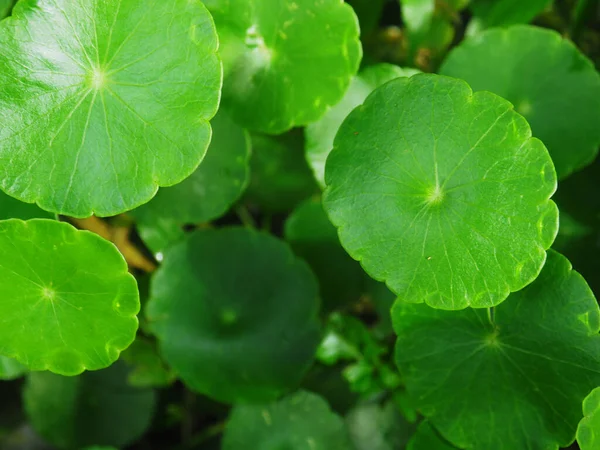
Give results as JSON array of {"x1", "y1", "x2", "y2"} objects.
[
  {"x1": 441, "y1": 25, "x2": 600, "y2": 178},
  {"x1": 0, "y1": 192, "x2": 53, "y2": 220},
  {"x1": 324, "y1": 73, "x2": 558, "y2": 310},
  {"x1": 306, "y1": 64, "x2": 419, "y2": 189},
  {"x1": 133, "y1": 110, "x2": 251, "y2": 252},
  {"x1": 205, "y1": 0, "x2": 361, "y2": 134},
  {"x1": 120, "y1": 337, "x2": 176, "y2": 388},
  {"x1": 393, "y1": 250, "x2": 600, "y2": 449},
  {"x1": 0, "y1": 0, "x2": 221, "y2": 217},
  {"x1": 0, "y1": 0, "x2": 11, "y2": 20},
  {"x1": 24, "y1": 363, "x2": 156, "y2": 449},
  {"x1": 468, "y1": 0, "x2": 551, "y2": 33},
  {"x1": 146, "y1": 227, "x2": 321, "y2": 403},
  {"x1": 245, "y1": 130, "x2": 317, "y2": 213},
  {"x1": 346, "y1": 400, "x2": 415, "y2": 450},
  {"x1": 222, "y1": 390, "x2": 352, "y2": 450},
  {"x1": 0, "y1": 356, "x2": 26, "y2": 380},
  {"x1": 285, "y1": 197, "x2": 365, "y2": 310},
  {"x1": 577, "y1": 387, "x2": 600, "y2": 450},
  {"x1": 406, "y1": 422, "x2": 456, "y2": 450},
  {"x1": 0, "y1": 219, "x2": 139, "y2": 375}
]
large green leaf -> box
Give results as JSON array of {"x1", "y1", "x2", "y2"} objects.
[
  {"x1": 323, "y1": 73, "x2": 558, "y2": 310},
  {"x1": 0, "y1": 0, "x2": 221, "y2": 217},
  {"x1": 24, "y1": 362, "x2": 156, "y2": 449},
  {"x1": 578, "y1": 387, "x2": 600, "y2": 450},
  {"x1": 0, "y1": 219, "x2": 139, "y2": 375},
  {"x1": 205, "y1": 0, "x2": 361, "y2": 134},
  {"x1": 222, "y1": 390, "x2": 352, "y2": 450},
  {"x1": 393, "y1": 250, "x2": 600, "y2": 449},
  {"x1": 305, "y1": 64, "x2": 419, "y2": 189},
  {"x1": 146, "y1": 227, "x2": 321, "y2": 403},
  {"x1": 133, "y1": 110, "x2": 251, "y2": 253},
  {"x1": 284, "y1": 197, "x2": 365, "y2": 311},
  {"x1": 440, "y1": 25, "x2": 600, "y2": 179}
]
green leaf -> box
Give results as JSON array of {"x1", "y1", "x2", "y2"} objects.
[
  {"x1": 222, "y1": 390, "x2": 352, "y2": 450},
  {"x1": 323, "y1": 73, "x2": 558, "y2": 310},
  {"x1": 578, "y1": 387, "x2": 600, "y2": 450},
  {"x1": 406, "y1": 422, "x2": 456, "y2": 450},
  {"x1": 0, "y1": 219, "x2": 139, "y2": 375},
  {"x1": 205, "y1": 0, "x2": 362, "y2": 134},
  {"x1": 440, "y1": 25, "x2": 600, "y2": 179},
  {"x1": 392, "y1": 250, "x2": 600, "y2": 449},
  {"x1": 24, "y1": 362, "x2": 156, "y2": 449},
  {"x1": 347, "y1": 0, "x2": 386, "y2": 35},
  {"x1": 245, "y1": 130, "x2": 317, "y2": 213},
  {"x1": 0, "y1": 0, "x2": 221, "y2": 217},
  {"x1": 0, "y1": 0, "x2": 11, "y2": 20},
  {"x1": 346, "y1": 400, "x2": 415, "y2": 450},
  {"x1": 0, "y1": 192, "x2": 53, "y2": 220},
  {"x1": 120, "y1": 337, "x2": 176, "y2": 388},
  {"x1": 306, "y1": 64, "x2": 419, "y2": 189},
  {"x1": 285, "y1": 197, "x2": 365, "y2": 310},
  {"x1": 133, "y1": 110, "x2": 251, "y2": 252},
  {"x1": 468, "y1": 0, "x2": 552, "y2": 33},
  {"x1": 0, "y1": 356, "x2": 26, "y2": 380},
  {"x1": 146, "y1": 227, "x2": 321, "y2": 403}
]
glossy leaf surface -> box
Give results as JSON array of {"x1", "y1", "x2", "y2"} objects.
[
  {"x1": 0, "y1": 0, "x2": 221, "y2": 217},
  {"x1": 205, "y1": 0, "x2": 361, "y2": 133},
  {"x1": 222, "y1": 391, "x2": 352, "y2": 450},
  {"x1": 393, "y1": 251, "x2": 600, "y2": 449},
  {"x1": 577, "y1": 387, "x2": 600, "y2": 450},
  {"x1": 324, "y1": 73, "x2": 558, "y2": 309},
  {"x1": 0, "y1": 219, "x2": 139, "y2": 375},
  {"x1": 24, "y1": 363, "x2": 156, "y2": 449},
  {"x1": 441, "y1": 25, "x2": 600, "y2": 178},
  {"x1": 146, "y1": 227, "x2": 321, "y2": 403},
  {"x1": 305, "y1": 64, "x2": 419, "y2": 189}
]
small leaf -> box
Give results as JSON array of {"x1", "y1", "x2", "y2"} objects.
[
  {"x1": 24, "y1": 363, "x2": 156, "y2": 449},
  {"x1": 285, "y1": 197, "x2": 365, "y2": 310},
  {"x1": 0, "y1": 0, "x2": 221, "y2": 217},
  {"x1": 393, "y1": 250, "x2": 600, "y2": 449},
  {"x1": 0, "y1": 219, "x2": 139, "y2": 375},
  {"x1": 577, "y1": 387, "x2": 600, "y2": 450},
  {"x1": 133, "y1": 110, "x2": 251, "y2": 252},
  {"x1": 146, "y1": 227, "x2": 321, "y2": 403},
  {"x1": 245, "y1": 130, "x2": 317, "y2": 213},
  {"x1": 305, "y1": 64, "x2": 419, "y2": 189},
  {"x1": 441, "y1": 25, "x2": 600, "y2": 178},
  {"x1": 406, "y1": 422, "x2": 456, "y2": 450},
  {"x1": 206, "y1": 0, "x2": 362, "y2": 133},
  {"x1": 222, "y1": 390, "x2": 352, "y2": 450},
  {"x1": 0, "y1": 355, "x2": 26, "y2": 380},
  {"x1": 324, "y1": 73, "x2": 558, "y2": 309}
]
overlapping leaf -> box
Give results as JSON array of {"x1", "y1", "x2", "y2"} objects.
[{"x1": 577, "y1": 387, "x2": 600, "y2": 450}]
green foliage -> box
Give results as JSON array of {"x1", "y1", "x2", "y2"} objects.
[{"x1": 0, "y1": 1, "x2": 599, "y2": 449}]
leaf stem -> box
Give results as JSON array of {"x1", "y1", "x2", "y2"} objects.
[
  {"x1": 236, "y1": 205, "x2": 256, "y2": 228},
  {"x1": 487, "y1": 307, "x2": 495, "y2": 326}
]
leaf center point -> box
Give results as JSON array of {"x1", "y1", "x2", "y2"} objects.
[
  {"x1": 41, "y1": 286, "x2": 56, "y2": 301},
  {"x1": 89, "y1": 67, "x2": 109, "y2": 90},
  {"x1": 425, "y1": 184, "x2": 445, "y2": 205}
]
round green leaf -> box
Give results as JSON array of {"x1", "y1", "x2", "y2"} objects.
[
  {"x1": 323, "y1": 73, "x2": 558, "y2": 310},
  {"x1": 0, "y1": 0, "x2": 221, "y2": 217},
  {"x1": 305, "y1": 64, "x2": 419, "y2": 189},
  {"x1": 284, "y1": 197, "x2": 365, "y2": 311},
  {"x1": 0, "y1": 192, "x2": 53, "y2": 220},
  {"x1": 0, "y1": 219, "x2": 139, "y2": 375},
  {"x1": 133, "y1": 110, "x2": 251, "y2": 252},
  {"x1": 146, "y1": 227, "x2": 321, "y2": 403},
  {"x1": 205, "y1": 0, "x2": 361, "y2": 134},
  {"x1": 245, "y1": 130, "x2": 317, "y2": 213},
  {"x1": 0, "y1": 355, "x2": 27, "y2": 380},
  {"x1": 392, "y1": 250, "x2": 600, "y2": 449},
  {"x1": 222, "y1": 390, "x2": 352, "y2": 450},
  {"x1": 440, "y1": 25, "x2": 600, "y2": 178},
  {"x1": 24, "y1": 362, "x2": 156, "y2": 449},
  {"x1": 578, "y1": 387, "x2": 600, "y2": 450}
]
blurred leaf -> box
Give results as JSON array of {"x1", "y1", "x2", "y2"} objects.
[
  {"x1": 467, "y1": 0, "x2": 552, "y2": 34},
  {"x1": 120, "y1": 337, "x2": 176, "y2": 388},
  {"x1": 0, "y1": 356, "x2": 26, "y2": 381}
]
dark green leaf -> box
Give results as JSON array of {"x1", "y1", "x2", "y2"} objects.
[
  {"x1": 577, "y1": 387, "x2": 600, "y2": 450},
  {"x1": 406, "y1": 422, "x2": 456, "y2": 450}
]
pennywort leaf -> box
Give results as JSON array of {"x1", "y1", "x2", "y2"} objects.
[
  {"x1": 323, "y1": 73, "x2": 558, "y2": 310},
  {"x1": 393, "y1": 250, "x2": 600, "y2": 449},
  {"x1": 146, "y1": 227, "x2": 321, "y2": 404},
  {"x1": 0, "y1": 0, "x2": 221, "y2": 217},
  {"x1": 0, "y1": 219, "x2": 139, "y2": 375}
]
